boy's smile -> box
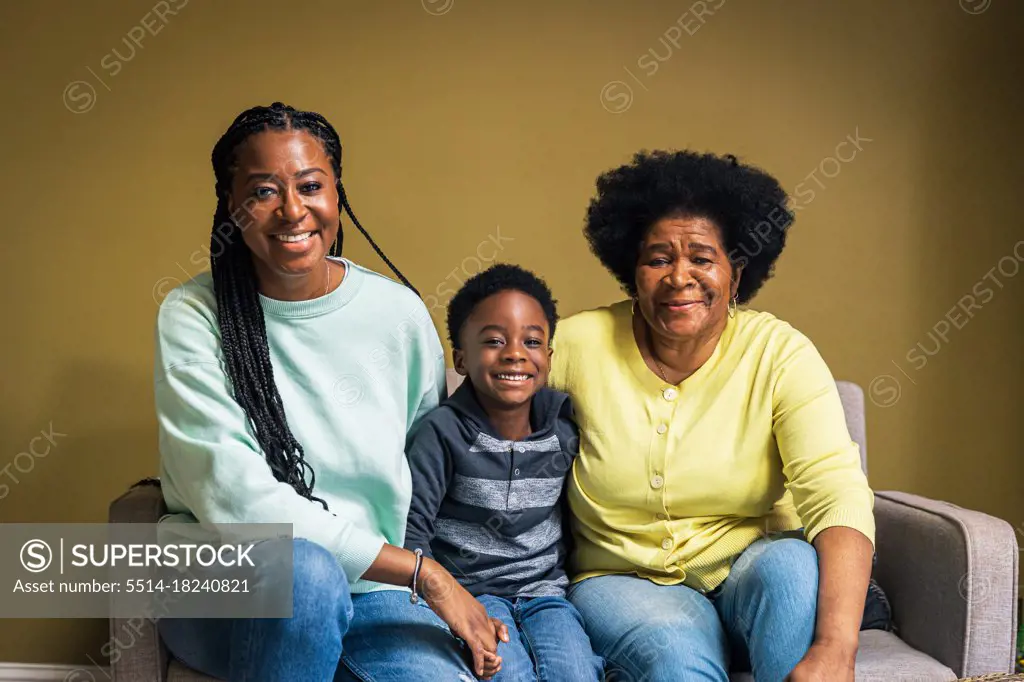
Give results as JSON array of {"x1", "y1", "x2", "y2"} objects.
[{"x1": 454, "y1": 290, "x2": 552, "y2": 416}]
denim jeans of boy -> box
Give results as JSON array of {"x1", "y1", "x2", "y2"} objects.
[
  {"x1": 476, "y1": 594, "x2": 604, "y2": 682},
  {"x1": 568, "y1": 537, "x2": 818, "y2": 682},
  {"x1": 158, "y1": 539, "x2": 479, "y2": 682}
]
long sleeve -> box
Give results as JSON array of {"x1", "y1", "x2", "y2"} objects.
[
  {"x1": 152, "y1": 263, "x2": 439, "y2": 591},
  {"x1": 771, "y1": 332, "x2": 876, "y2": 546},
  {"x1": 157, "y1": 359, "x2": 386, "y2": 582},
  {"x1": 403, "y1": 421, "x2": 452, "y2": 560},
  {"x1": 552, "y1": 302, "x2": 874, "y2": 591},
  {"x1": 408, "y1": 347, "x2": 446, "y2": 434}
]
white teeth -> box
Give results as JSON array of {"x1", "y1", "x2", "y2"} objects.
[
  {"x1": 274, "y1": 232, "x2": 313, "y2": 243},
  {"x1": 496, "y1": 374, "x2": 530, "y2": 382}
]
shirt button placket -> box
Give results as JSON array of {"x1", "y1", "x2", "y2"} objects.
[{"x1": 652, "y1": 386, "x2": 676, "y2": 558}]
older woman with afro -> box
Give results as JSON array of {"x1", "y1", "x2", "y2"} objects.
[{"x1": 548, "y1": 151, "x2": 875, "y2": 682}]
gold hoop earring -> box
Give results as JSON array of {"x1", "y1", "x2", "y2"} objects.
[{"x1": 728, "y1": 296, "x2": 738, "y2": 318}]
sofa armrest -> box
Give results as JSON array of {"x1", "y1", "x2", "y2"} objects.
[
  {"x1": 873, "y1": 490, "x2": 1018, "y2": 678},
  {"x1": 110, "y1": 478, "x2": 167, "y2": 523},
  {"x1": 108, "y1": 479, "x2": 170, "y2": 682}
]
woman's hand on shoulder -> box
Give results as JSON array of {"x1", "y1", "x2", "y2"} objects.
[
  {"x1": 785, "y1": 640, "x2": 856, "y2": 682},
  {"x1": 419, "y1": 557, "x2": 509, "y2": 680}
]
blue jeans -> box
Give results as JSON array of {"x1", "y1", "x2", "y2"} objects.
[
  {"x1": 477, "y1": 594, "x2": 603, "y2": 682},
  {"x1": 158, "y1": 539, "x2": 478, "y2": 682},
  {"x1": 568, "y1": 537, "x2": 818, "y2": 682}
]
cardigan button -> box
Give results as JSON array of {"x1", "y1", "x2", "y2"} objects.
[
  {"x1": 661, "y1": 538, "x2": 673, "y2": 550},
  {"x1": 663, "y1": 388, "x2": 678, "y2": 401},
  {"x1": 650, "y1": 474, "x2": 665, "y2": 489},
  {"x1": 656, "y1": 424, "x2": 668, "y2": 435}
]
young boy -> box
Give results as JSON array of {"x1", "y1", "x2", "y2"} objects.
[{"x1": 404, "y1": 264, "x2": 602, "y2": 682}]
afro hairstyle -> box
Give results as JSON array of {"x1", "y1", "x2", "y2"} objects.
[{"x1": 584, "y1": 150, "x2": 794, "y2": 303}]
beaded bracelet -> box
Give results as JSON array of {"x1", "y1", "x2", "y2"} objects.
[{"x1": 409, "y1": 548, "x2": 424, "y2": 604}]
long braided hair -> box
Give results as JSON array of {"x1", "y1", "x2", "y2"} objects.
[{"x1": 210, "y1": 102, "x2": 416, "y2": 509}]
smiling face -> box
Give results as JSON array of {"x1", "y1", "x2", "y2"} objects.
[
  {"x1": 634, "y1": 215, "x2": 740, "y2": 342},
  {"x1": 453, "y1": 290, "x2": 552, "y2": 412},
  {"x1": 227, "y1": 129, "x2": 340, "y2": 289}
]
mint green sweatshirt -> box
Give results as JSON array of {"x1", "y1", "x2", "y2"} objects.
[{"x1": 154, "y1": 259, "x2": 445, "y2": 593}]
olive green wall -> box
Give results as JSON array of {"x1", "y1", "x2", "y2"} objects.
[{"x1": 1, "y1": 0, "x2": 1020, "y2": 665}]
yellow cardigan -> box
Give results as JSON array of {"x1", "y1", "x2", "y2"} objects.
[{"x1": 548, "y1": 301, "x2": 875, "y2": 592}]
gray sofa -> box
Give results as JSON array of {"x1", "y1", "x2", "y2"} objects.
[{"x1": 108, "y1": 380, "x2": 1019, "y2": 681}]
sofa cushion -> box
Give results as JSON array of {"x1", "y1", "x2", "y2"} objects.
[
  {"x1": 729, "y1": 630, "x2": 956, "y2": 681},
  {"x1": 168, "y1": 659, "x2": 219, "y2": 682}
]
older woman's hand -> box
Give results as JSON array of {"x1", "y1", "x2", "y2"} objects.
[{"x1": 786, "y1": 640, "x2": 856, "y2": 682}]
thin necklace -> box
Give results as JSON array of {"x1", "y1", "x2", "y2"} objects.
[
  {"x1": 647, "y1": 324, "x2": 671, "y2": 384},
  {"x1": 636, "y1": 306, "x2": 672, "y2": 384}
]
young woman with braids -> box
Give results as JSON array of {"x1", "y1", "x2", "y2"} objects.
[{"x1": 154, "y1": 103, "x2": 507, "y2": 681}]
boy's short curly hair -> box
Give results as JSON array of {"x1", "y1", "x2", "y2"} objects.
[
  {"x1": 446, "y1": 264, "x2": 559, "y2": 350},
  {"x1": 584, "y1": 150, "x2": 794, "y2": 303}
]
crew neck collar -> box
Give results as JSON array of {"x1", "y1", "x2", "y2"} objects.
[
  {"x1": 613, "y1": 299, "x2": 732, "y2": 392},
  {"x1": 258, "y1": 257, "x2": 361, "y2": 318}
]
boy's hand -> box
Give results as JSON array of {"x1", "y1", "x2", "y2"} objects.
[
  {"x1": 479, "y1": 650, "x2": 502, "y2": 680},
  {"x1": 419, "y1": 558, "x2": 504, "y2": 680},
  {"x1": 477, "y1": 618, "x2": 508, "y2": 679}
]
